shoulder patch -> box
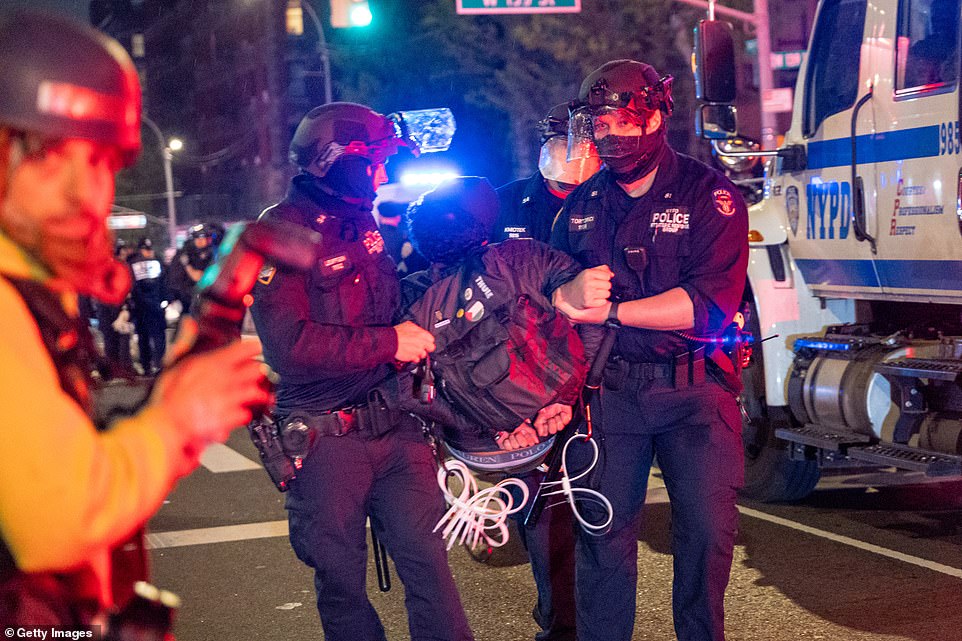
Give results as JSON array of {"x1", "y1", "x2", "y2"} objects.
[
  {"x1": 712, "y1": 189, "x2": 737, "y2": 216},
  {"x1": 258, "y1": 265, "x2": 276, "y2": 286},
  {"x1": 362, "y1": 230, "x2": 385, "y2": 255}
]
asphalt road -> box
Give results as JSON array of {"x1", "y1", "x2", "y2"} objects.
[{"x1": 136, "y1": 416, "x2": 962, "y2": 641}]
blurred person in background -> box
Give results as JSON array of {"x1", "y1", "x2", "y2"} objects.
[
  {"x1": 129, "y1": 236, "x2": 167, "y2": 375},
  {"x1": 0, "y1": 9, "x2": 270, "y2": 627}
]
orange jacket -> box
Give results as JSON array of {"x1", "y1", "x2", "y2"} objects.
[{"x1": 0, "y1": 231, "x2": 193, "y2": 608}]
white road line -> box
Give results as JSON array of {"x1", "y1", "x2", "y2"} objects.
[
  {"x1": 199, "y1": 443, "x2": 261, "y2": 473},
  {"x1": 738, "y1": 505, "x2": 962, "y2": 579},
  {"x1": 146, "y1": 520, "x2": 289, "y2": 549}
]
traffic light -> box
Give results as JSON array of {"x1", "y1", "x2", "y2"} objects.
[{"x1": 330, "y1": 0, "x2": 373, "y2": 28}]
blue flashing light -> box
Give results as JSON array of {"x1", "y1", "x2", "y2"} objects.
[{"x1": 793, "y1": 337, "x2": 854, "y2": 352}]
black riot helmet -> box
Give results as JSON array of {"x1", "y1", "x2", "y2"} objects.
[
  {"x1": 289, "y1": 102, "x2": 400, "y2": 178},
  {"x1": 578, "y1": 60, "x2": 674, "y2": 117},
  {"x1": 0, "y1": 9, "x2": 142, "y2": 166},
  {"x1": 406, "y1": 176, "x2": 500, "y2": 265},
  {"x1": 569, "y1": 60, "x2": 674, "y2": 182},
  {"x1": 189, "y1": 222, "x2": 225, "y2": 246}
]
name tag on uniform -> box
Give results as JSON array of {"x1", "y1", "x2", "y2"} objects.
[
  {"x1": 319, "y1": 254, "x2": 352, "y2": 276},
  {"x1": 502, "y1": 225, "x2": 529, "y2": 238},
  {"x1": 569, "y1": 214, "x2": 596, "y2": 232}
]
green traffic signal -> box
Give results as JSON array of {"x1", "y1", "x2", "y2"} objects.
[{"x1": 330, "y1": 0, "x2": 372, "y2": 28}]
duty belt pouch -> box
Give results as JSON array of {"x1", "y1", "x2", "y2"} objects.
[
  {"x1": 672, "y1": 346, "x2": 705, "y2": 388},
  {"x1": 603, "y1": 358, "x2": 629, "y2": 391},
  {"x1": 360, "y1": 389, "x2": 399, "y2": 437}
]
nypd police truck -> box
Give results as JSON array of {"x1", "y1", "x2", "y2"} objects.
[{"x1": 695, "y1": 0, "x2": 962, "y2": 501}]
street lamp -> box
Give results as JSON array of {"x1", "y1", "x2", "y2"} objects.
[
  {"x1": 297, "y1": 0, "x2": 332, "y2": 104},
  {"x1": 141, "y1": 115, "x2": 180, "y2": 249}
]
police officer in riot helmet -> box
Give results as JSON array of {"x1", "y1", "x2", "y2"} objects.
[
  {"x1": 551, "y1": 59, "x2": 749, "y2": 641},
  {"x1": 494, "y1": 103, "x2": 600, "y2": 243},
  {"x1": 168, "y1": 222, "x2": 224, "y2": 316},
  {"x1": 249, "y1": 102, "x2": 474, "y2": 641},
  {"x1": 0, "y1": 9, "x2": 269, "y2": 626}
]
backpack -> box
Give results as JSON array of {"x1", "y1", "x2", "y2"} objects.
[{"x1": 403, "y1": 247, "x2": 589, "y2": 439}]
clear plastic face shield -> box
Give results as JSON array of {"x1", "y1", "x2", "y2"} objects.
[
  {"x1": 567, "y1": 75, "x2": 673, "y2": 162},
  {"x1": 538, "y1": 134, "x2": 600, "y2": 185}
]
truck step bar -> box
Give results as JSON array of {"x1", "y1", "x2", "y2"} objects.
[
  {"x1": 775, "y1": 426, "x2": 962, "y2": 476},
  {"x1": 875, "y1": 358, "x2": 962, "y2": 382},
  {"x1": 775, "y1": 425, "x2": 872, "y2": 452},
  {"x1": 846, "y1": 443, "x2": 962, "y2": 476}
]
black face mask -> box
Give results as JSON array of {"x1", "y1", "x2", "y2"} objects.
[
  {"x1": 600, "y1": 125, "x2": 668, "y2": 183},
  {"x1": 323, "y1": 156, "x2": 377, "y2": 202}
]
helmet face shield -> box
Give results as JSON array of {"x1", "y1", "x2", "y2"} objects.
[
  {"x1": 568, "y1": 105, "x2": 649, "y2": 160},
  {"x1": 539, "y1": 135, "x2": 599, "y2": 184}
]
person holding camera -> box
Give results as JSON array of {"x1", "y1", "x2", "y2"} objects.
[
  {"x1": 249, "y1": 103, "x2": 473, "y2": 641},
  {"x1": 0, "y1": 10, "x2": 271, "y2": 627}
]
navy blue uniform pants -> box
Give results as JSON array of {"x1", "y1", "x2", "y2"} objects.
[
  {"x1": 285, "y1": 416, "x2": 473, "y2": 641},
  {"x1": 571, "y1": 377, "x2": 744, "y2": 641},
  {"x1": 513, "y1": 470, "x2": 577, "y2": 641},
  {"x1": 133, "y1": 306, "x2": 166, "y2": 372}
]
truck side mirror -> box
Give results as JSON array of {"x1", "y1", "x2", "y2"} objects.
[
  {"x1": 696, "y1": 103, "x2": 738, "y2": 139},
  {"x1": 694, "y1": 19, "x2": 737, "y2": 104}
]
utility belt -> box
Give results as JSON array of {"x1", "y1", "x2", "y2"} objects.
[
  {"x1": 249, "y1": 389, "x2": 403, "y2": 492},
  {"x1": 605, "y1": 346, "x2": 707, "y2": 390},
  {"x1": 284, "y1": 400, "x2": 401, "y2": 439}
]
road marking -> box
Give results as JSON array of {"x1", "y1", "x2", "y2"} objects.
[
  {"x1": 146, "y1": 520, "x2": 288, "y2": 549},
  {"x1": 199, "y1": 443, "x2": 261, "y2": 473},
  {"x1": 738, "y1": 505, "x2": 962, "y2": 579}
]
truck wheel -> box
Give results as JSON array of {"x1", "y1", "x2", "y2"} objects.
[{"x1": 739, "y1": 298, "x2": 820, "y2": 502}]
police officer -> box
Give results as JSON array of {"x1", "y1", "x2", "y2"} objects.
[
  {"x1": 129, "y1": 237, "x2": 168, "y2": 375},
  {"x1": 249, "y1": 102, "x2": 474, "y2": 641},
  {"x1": 168, "y1": 223, "x2": 223, "y2": 316},
  {"x1": 493, "y1": 104, "x2": 601, "y2": 641},
  {"x1": 550, "y1": 60, "x2": 749, "y2": 641},
  {"x1": 494, "y1": 103, "x2": 600, "y2": 244},
  {"x1": 0, "y1": 9, "x2": 269, "y2": 626}
]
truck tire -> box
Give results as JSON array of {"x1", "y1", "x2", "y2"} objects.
[{"x1": 739, "y1": 297, "x2": 820, "y2": 502}]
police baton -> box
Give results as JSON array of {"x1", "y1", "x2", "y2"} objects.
[{"x1": 524, "y1": 318, "x2": 620, "y2": 529}]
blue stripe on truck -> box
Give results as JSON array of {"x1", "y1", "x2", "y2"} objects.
[
  {"x1": 795, "y1": 258, "x2": 962, "y2": 291},
  {"x1": 806, "y1": 126, "x2": 941, "y2": 170}
]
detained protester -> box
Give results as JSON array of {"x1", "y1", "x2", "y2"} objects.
[
  {"x1": 401, "y1": 177, "x2": 605, "y2": 467},
  {"x1": 550, "y1": 60, "x2": 749, "y2": 641},
  {"x1": 493, "y1": 104, "x2": 601, "y2": 641},
  {"x1": 249, "y1": 102, "x2": 474, "y2": 641},
  {"x1": 0, "y1": 9, "x2": 271, "y2": 626}
]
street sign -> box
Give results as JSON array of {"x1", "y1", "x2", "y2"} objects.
[
  {"x1": 456, "y1": 0, "x2": 581, "y2": 15},
  {"x1": 108, "y1": 214, "x2": 147, "y2": 230},
  {"x1": 770, "y1": 50, "x2": 805, "y2": 70}
]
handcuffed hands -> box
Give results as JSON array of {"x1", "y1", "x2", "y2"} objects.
[
  {"x1": 533, "y1": 403, "x2": 572, "y2": 437},
  {"x1": 495, "y1": 421, "x2": 540, "y2": 451}
]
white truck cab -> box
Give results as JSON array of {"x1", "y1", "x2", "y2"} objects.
[{"x1": 697, "y1": 0, "x2": 962, "y2": 501}]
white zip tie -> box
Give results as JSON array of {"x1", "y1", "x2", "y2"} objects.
[{"x1": 434, "y1": 460, "x2": 529, "y2": 551}]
